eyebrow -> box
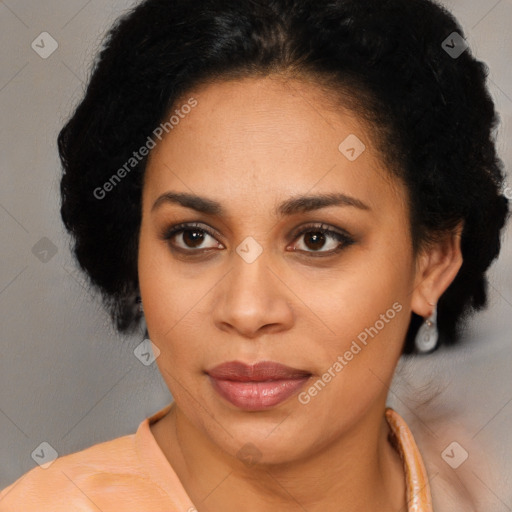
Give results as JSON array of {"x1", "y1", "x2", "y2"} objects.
[{"x1": 151, "y1": 191, "x2": 371, "y2": 216}]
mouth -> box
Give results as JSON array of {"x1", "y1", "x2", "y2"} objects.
[{"x1": 205, "y1": 360, "x2": 312, "y2": 411}]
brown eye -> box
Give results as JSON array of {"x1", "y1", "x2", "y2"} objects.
[
  {"x1": 182, "y1": 229, "x2": 207, "y2": 248},
  {"x1": 303, "y1": 231, "x2": 327, "y2": 251},
  {"x1": 290, "y1": 224, "x2": 355, "y2": 255},
  {"x1": 162, "y1": 223, "x2": 223, "y2": 253}
]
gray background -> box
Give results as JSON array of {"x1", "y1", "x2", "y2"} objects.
[{"x1": 0, "y1": 0, "x2": 511, "y2": 506}]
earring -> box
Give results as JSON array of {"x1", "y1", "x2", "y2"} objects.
[
  {"x1": 135, "y1": 296, "x2": 149, "y2": 338},
  {"x1": 415, "y1": 302, "x2": 438, "y2": 354},
  {"x1": 135, "y1": 295, "x2": 143, "y2": 314}
]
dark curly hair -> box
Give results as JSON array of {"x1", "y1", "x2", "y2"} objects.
[{"x1": 58, "y1": 0, "x2": 510, "y2": 354}]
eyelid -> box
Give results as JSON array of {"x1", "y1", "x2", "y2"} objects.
[
  {"x1": 161, "y1": 222, "x2": 224, "y2": 249},
  {"x1": 288, "y1": 222, "x2": 353, "y2": 242}
]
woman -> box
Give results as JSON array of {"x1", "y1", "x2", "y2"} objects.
[{"x1": 0, "y1": 0, "x2": 509, "y2": 510}]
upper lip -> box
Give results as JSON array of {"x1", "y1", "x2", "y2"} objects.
[{"x1": 206, "y1": 361, "x2": 311, "y2": 382}]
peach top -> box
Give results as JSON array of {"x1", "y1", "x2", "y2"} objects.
[{"x1": 0, "y1": 404, "x2": 433, "y2": 511}]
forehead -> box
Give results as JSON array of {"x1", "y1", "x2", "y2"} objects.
[{"x1": 144, "y1": 76, "x2": 405, "y2": 217}]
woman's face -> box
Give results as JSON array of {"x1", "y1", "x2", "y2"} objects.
[{"x1": 138, "y1": 76, "x2": 420, "y2": 464}]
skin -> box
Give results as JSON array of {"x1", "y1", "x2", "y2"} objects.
[{"x1": 138, "y1": 75, "x2": 463, "y2": 512}]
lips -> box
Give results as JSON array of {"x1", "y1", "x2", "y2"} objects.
[{"x1": 206, "y1": 361, "x2": 311, "y2": 411}]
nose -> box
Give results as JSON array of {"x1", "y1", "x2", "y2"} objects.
[{"x1": 212, "y1": 251, "x2": 295, "y2": 339}]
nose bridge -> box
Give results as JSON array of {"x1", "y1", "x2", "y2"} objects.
[
  {"x1": 212, "y1": 239, "x2": 294, "y2": 336},
  {"x1": 227, "y1": 241, "x2": 276, "y2": 307}
]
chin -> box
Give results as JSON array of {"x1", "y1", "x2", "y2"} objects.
[{"x1": 205, "y1": 413, "x2": 321, "y2": 467}]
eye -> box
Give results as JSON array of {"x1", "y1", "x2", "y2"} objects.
[
  {"x1": 161, "y1": 222, "x2": 355, "y2": 257},
  {"x1": 289, "y1": 223, "x2": 355, "y2": 256},
  {"x1": 162, "y1": 223, "x2": 224, "y2": 253}
]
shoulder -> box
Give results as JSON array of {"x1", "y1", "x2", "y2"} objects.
[
  {"x1": 0, "y1": 433, "x2": 163, "y2": 511},
  {"x1": 401, "y1": 405, "x2": 510, "y2": 511}
]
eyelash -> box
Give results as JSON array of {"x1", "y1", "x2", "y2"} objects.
[{"x1": 161, "y1": 222, "x2": 355, "y2": 258}]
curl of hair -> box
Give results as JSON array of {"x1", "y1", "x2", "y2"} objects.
[{"x1": 59, "y1": 0, "x2": 510, "y2": 353}]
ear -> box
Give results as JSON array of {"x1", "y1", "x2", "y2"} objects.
[{"x1": 411, "y1": 221, "x2": 464, "y2": 318}]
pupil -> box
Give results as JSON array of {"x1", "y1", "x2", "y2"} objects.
[
  {"x1": 305, "y1": 232, "x2": 325, "y2": 250},
  {"x1": 184, "y1": 230, "x2": 204, "y2": 248}
]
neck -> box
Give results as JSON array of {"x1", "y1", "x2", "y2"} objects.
[{"x1": 152, "y1": 402, "x2": 407, "y2": 512}]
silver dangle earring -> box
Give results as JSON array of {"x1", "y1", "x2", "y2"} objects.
[{"x1": 415, "y1": 302, "x2": 438, "y2": 354}]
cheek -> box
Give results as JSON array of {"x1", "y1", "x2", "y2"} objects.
[
  {"x1": 304, "y1": 242, "x2": 412, "y2": 394},
  {"x1": 296, "y1": 290, "x2": 408, "y2": 439},
  {"x1": 138, "y1": 229, "x2": 184, "y2": 345},
  {"x1": 320, "y1": 243, "x2": 411, "y2": 340},
  {"x1": 137, "y1": 230, "x2": 214, "y2": 383}
]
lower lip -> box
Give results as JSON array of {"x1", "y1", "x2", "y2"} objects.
[{"x1": 208, "y1": 376, "x2": 311, "y2": 411}]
